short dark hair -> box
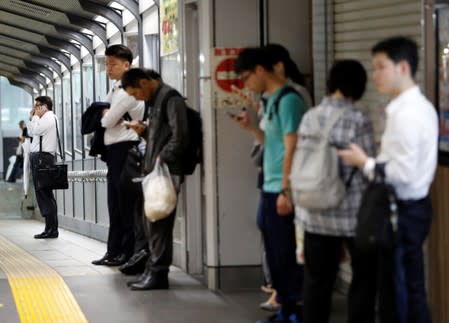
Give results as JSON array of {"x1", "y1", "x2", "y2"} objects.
[
  {"x1": 105, "y1": 44, "x2": 133, "y2": 64},
  {"x1": 122, "y1": 68, "x2": 152, "y2": 89},
  {"x1": 18, "y1": 120, "x2": 25, "y2": 126},
  {"x1": 264, "y1": 43, "x2": 305, "y2": 86},
  {"x1": 372, "y1": 36, "x2": 418, "y2": 77},
  {"x1": 35, "y1": 95, "x2": 53, "y2": 110},
  {"x1": 327, "y1": 60, "x2": 367, "y2": 101},
  {"x1": 145, "y1": 69, "x2": 162, "y2": 81},
  {"x1": 234, "y1": 47, "x2": 273, "y2": 74}
]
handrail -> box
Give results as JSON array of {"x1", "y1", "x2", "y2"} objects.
[{"x1": 67, "y1": 170, "x2": 107, "y2": 182}]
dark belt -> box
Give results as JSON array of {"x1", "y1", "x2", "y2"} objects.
[{"x1": 397, "y1": 196, "x2": 428, "y2": 207}]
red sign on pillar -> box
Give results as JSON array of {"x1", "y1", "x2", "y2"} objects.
[{"x1": 212, "y1": 48, "x2": 243, "y2": 109}]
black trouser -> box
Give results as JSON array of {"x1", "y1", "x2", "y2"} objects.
[
  {"x1": 7, "y1": 155, "x2": 23, "y2": 182},
  {"x1": 133, "y1": 186, "x2": 148, "y2": 253},
  {"x1": 105, "y1": 141, "x2": 138, "y2": 258},
  {"x1": 259, "y1": 192, "x2": 303, "y2": 316},
  {"x1": 144, "y1": 175, "x2": 182, "y2": 275},
  {"x1": 303, "y1": 232, "x2": 377, "y2": 323},
  {"x1": 30, "y1": 152, "x2": 58, "y2": 232},
  {"x1": 378, "y1": 197, "x2": 432, "y2": 323}
]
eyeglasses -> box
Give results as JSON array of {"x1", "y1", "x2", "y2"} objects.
[
  {"x1": 239, "y1": 71, "x2": 253, "y2": 83},
  {"x1": 34, "y1": 103, "x2": 43, "y2": 107}
]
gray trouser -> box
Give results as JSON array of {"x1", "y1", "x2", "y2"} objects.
[{"x1": 145, "y1": 175, "x2": 182, "y2": 274}]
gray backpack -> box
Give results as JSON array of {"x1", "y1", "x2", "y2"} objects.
[{"x1": 290, "y1": 108, "x2": 346, "y2": 209}]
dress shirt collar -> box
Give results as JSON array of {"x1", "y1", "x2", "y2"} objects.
[
  {"x1": 112, "y1": 80, "x2": 123, "y2": 92},
  {"x1": 386, "y1": 85, "x2": 420, "y2": 115}
]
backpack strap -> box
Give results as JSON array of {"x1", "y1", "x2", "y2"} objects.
[
  {"x1": 264, "y1": 86, "x2": 301, "y2": 118},
  {"x1": 161, "y1": 89, "x2": 183, "y2": 109}
]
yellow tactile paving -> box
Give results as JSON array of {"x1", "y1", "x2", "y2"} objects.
[{"x1": 0, "y1": 234, "x2": 88, "y2": 323}]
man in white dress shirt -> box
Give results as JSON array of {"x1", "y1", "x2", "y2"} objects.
[
  {"x1": 28, "y1": 96, "x2": 59, "y2": 239},
  {"x1": 91, "y1": 45, "x2": 144, "y2": 267},
  {"x1": 339, "y1": 37, "x2": 437, "y2": 323}
]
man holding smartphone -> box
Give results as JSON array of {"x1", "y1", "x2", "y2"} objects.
[
  {"x1": 233, "y1": 47, "x2": 306, "y2": 323},
  {"x1": 28, "y1": 96, "x2": 59, "y2": 239}
]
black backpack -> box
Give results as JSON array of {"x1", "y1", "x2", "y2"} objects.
[
  {"x1": 355, "y1": 168, "x2": 398, "y2": 252},
  {"x1": 162, "y1": 90, "x2": 203, "y2": 175}
]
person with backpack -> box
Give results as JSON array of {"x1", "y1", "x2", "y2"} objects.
[
  {"x1": 232, "y1": 44, "x2": 313, "y2": 313},
  {"x1": 338, "y1": 37, "x2": 437, "y2": 323},
  {"x1": 233, "y1": 47, "x2": 306, "y2": 323},
  {"x1": 120, "y1": 68, "x2": 190, "y2": 290},
  {"x1": 293, "y1": 60, "x2": 377, "y2": 323}
]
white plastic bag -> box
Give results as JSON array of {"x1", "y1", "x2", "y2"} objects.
[{"x1": 142, "y1": 159, "x2": 177, "y2": 222}]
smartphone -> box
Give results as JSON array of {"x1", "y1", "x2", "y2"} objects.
[
  {"x1": 329, "y1": 142, "x2": 349, "y2": 149},
  {"x1": 226, "y1": 112, "x2": 243, "y2": 121}
]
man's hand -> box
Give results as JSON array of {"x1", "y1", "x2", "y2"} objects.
[
  {"x1": 29, "y1": 107, "x2": 36, "y2": 120},
  {"x1": 35, "y1": 105, "x2": 48, "y2": 117},
  {"x1": 102, "y1": 108, "x2": 109, "y2": 116},
  {"x1": 231, "y1": 85, "x2": 258, "y2": 111},
  {"x1": 337, "y1": 143, "x2": 369, "y2": 169},
  {"x1": 229, "y1": 110, "x2": 254, "y2": 130},
  {"x1": 277, "y1": 193, "x2": 293, "y2": 216},
  {"x1": 124, "y1": 120, "x2": 147, "y2": 135}
]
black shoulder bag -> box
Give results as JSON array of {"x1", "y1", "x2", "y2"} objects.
[
  {"x1": 355, "y1": 165, "x2": 398, "y2": 252},
  {"x1": 35, "y1": 117, "x2": 68, "y2": 190}
]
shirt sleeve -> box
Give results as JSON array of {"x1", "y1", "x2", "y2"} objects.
[
  {"x1": 377, "y1": 112, "x2": 421, "y2": 186},
  {"x1": 27, "y1": 114, "x2": 54, "y2": 137},
  {"x1": 128, "y1": 101, "x2": 145, "y2": 120},
  {"x1": 101, "y1": 90, "x2": 140, "y2": 128},
  {"x1": 278, "y1": 93, "x2": 306, "y2": 136},
  {"x1": 354, "y1": 112, "x2": 377, "y2": 161}
]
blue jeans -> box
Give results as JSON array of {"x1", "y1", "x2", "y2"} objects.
[
  {"x1": 378, "y1": 197, "x2": 432, "y2": 323},
  {"x1": 258, "y1": 192, "x2": 303, "y2": 315}
]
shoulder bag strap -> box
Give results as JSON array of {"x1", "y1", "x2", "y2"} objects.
[{"x1": 54, "y1": 117, "x2": 65, "y2": 162}]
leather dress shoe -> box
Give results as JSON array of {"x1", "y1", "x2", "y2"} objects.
[
  {"x1": 129, "y1": 271, "x2": 169, "y2": 290},
  {"x1": 92, "y1": 253, "x2": 112, "y2": 265},
  {"x1": 119, "y1": 250, "x2": 149, "y2": 275},
  {"x1": 34, "y1": 230, "x2": 59, "y2": 239},
  {"x1": 102, "y1": 253, "x2": 128, "y2": 267},
  {"x1": 126, "y1": 272, "x2": 147, "y2": 287}
]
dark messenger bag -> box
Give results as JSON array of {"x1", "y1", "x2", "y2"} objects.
[
  {"x1": 355, "y1": 167, "x2": 398, "y2": 252},
  {"x1": 35, "y1": 117, "x2": 68, "y2": 190}
]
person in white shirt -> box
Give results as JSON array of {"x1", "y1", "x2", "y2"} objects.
[
  {"x1": 28, "y1": 96, "x2": 59, "y2": 239},
  {"x1": 339, "y1": 37, "x2": 437, "y2": 323},
  {"x1": 91, "y1": 45, "x2": 144, "y2": 267}
]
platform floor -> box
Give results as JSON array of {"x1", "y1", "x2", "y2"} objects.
[{"x1": 0, "y1": 182, "x2": 348, "y2": 323}]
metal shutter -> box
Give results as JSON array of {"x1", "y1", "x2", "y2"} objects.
[
  {"x1": 334, "y1": 0, "x2": 423, "y2": 140},
  {"x1": 313, "y1": 0, "x2": 424, "y2": 288}
]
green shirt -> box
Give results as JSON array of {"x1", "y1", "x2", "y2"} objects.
[{"x1": 262, "y1": 86, "x2": 306, "y2": 193}]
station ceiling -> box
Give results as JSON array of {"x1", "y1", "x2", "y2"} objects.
[{"x1": 0, "y1": 0, "x2": 138, "y2": 94}]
